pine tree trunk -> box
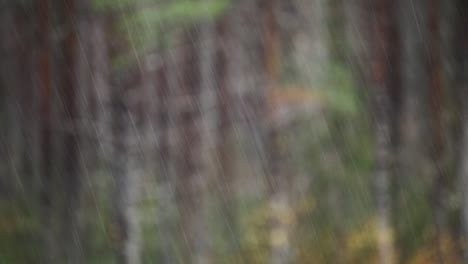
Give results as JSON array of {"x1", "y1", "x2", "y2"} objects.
[
  {"x1": 370, "y1": 0, "x2": 400, "y2": 263},
  {"x1": 109, "y1": 15, "x2": 142, "y2": 264},
  {"x1": 111, "y1": 80, "x2": 142, "y2": 264},
  {"x1": 427, "y1": 1, "x2": 447, "y2": 263},
  {"x1": 59, "y1": 0, "x2": 84, "y2": 262},
  {"x1": 261, "y1": 0, "x2": 294, "y2": 263},
  {"x1": 91, "y1": 15, "x2": 111, "y2": 159},
  {"x1": 214, "y1": 14, "x2": 241, "y2": 260},
  {"x1": 0, "y1": 1, "x2": 9, "y2": 195},
  {"x1": 457, "y1": 0, "x2": 468, "y2": 261},
  {"x1": 2, "y1": 2, "x2": 24, "y2": 198},
  {"x1": 174, "y1": 28, "x2": 210, "y2": 264},
  {"x1": 36, "y1": 0, "x2": 56, "y2": 262},
  {"x1": 15, "y1": 6, "x2": 35, "y2": 198},
  {"x1": 154, "y1": 55, "x2": 175, "y2": 264}
]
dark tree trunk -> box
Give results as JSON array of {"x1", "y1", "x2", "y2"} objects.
[
  {"x1": 456, "y1": 0, "x2": 468, "y2": 262},
  {"x1": 1, "y1": 2, "x2": 19, "y2": 197},
  {"x1": 79, "y1": 10, "x2": 103, "y2": 260},
  {"x1": 370, "y1": 0, "x2": 401, "y2": 263},
  {"x1": 15, "y1": 6, "x2": 35, "y2": 198},
  {"x1": 396, "y1": 1, "x2": 430, "y2": 260},
  {"x1": 154, "y1": 55, "x2": 175, "y2": 263},
  {"x1": 91, "y1": 15, "x2": 111, "y2": 159},
  {"x1": 427, "y1": 0, "x2": 447, "y2": 263},
  {"x1": 36, "y1": 0, "x2": 56, "y2": 262},
  {"x1": 214, "y1": 13, "x2": 241, "y2": 260},
  {"x1": 59, "y1": 0, "x2": 84, "y2": 262},
  {"x1": 174, "y1": 28, "x2": 210, "y2": 264}
]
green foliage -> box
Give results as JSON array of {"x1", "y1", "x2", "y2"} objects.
[
  {"x1": 93, "y1": 0, "x2": 230, "y2": 18},
  {"x1": 132, "y1": 0, "x2": 230, "y2": 25},
  {"x1": 97, "y1": 0, "x2": 230, "y2": 70},
  {"x1": 0, "y1": 201, "x2": 39, "y2": 263},
  {"x1": 92, "y1": 0, "x2": 135, "y2": 11},
  {"x1": 319, "y1": 62, "x2": 360, "y2": 115}
]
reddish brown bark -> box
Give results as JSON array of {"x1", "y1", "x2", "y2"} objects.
[
  {"x1": 37, "y1": 0, "x2": 55, "y2": 262},
  {"x1": 428, "y1": 0, "x2": 446, "y2": 263},
  {"x1": 60, "y1": 0, "x2": 82, "y2": 262}
]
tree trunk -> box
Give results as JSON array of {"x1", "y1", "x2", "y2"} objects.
[
  {"x1": 261, "y1": 0, "x2": 294, "y2": 263},
  {"x1": 213, "y1": 13, "x2": 241, "y2": 260},
  {"x1": 370, "y1": 0, "x2": 400, "y2": 263},
  {"x1": 1, "y1": 2, "x2": 23, "y2": 198},
  {"x1": 397, "y1": 0, "x2": 429, "y2": 261},
  {"x1": 457, "y1": 0, "x2": 468, "y2": 261},
  {"x1": 91, "y1": 15, "x2": 111, "y2": 160},
  {"x1": 153, "y1": 54, "x2": 176, "y2": 263},
  {"x1": 110, "y1": 79, "x2": 142, "y2": 264},
  {"x1": 15, "y1": 5, "x2": 35, "y2": 198},
  {"x1": 109, "y1": 15, "x2": 142, "y2": 264},
  {"x1": 59, "y1": 0, "x2": 85, "y2": 262},
  {"x1": 174, "y1": 28, "x2": 210, "y2": 264},
  {"x1": 427, "y1": 0, "x2": 447, "y2": 263},
  {"x1": 36, "y1": 0, "x2": 56, "y2": 262}
]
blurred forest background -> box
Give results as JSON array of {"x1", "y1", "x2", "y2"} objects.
[{"x1": 0, "y1": 0, "x2": 467, "y2": 263}]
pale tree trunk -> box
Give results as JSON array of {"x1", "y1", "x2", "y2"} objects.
[
  {"x1": 291, "y1": 0, "x2": 329, "y2": 85},
  {"x1": 124, "y1": 90, "x2": 144, "y2": 264},
  {"x1": 110, "y1": 80, "x2": 142, "y2": 264},
  {"x1": 109, "y1": 16, "x2": 142, "y2": 264}
]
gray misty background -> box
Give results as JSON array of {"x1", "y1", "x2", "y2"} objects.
[{"x1": 0, "y1": 0, "x2": 467, "y2": 263}]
